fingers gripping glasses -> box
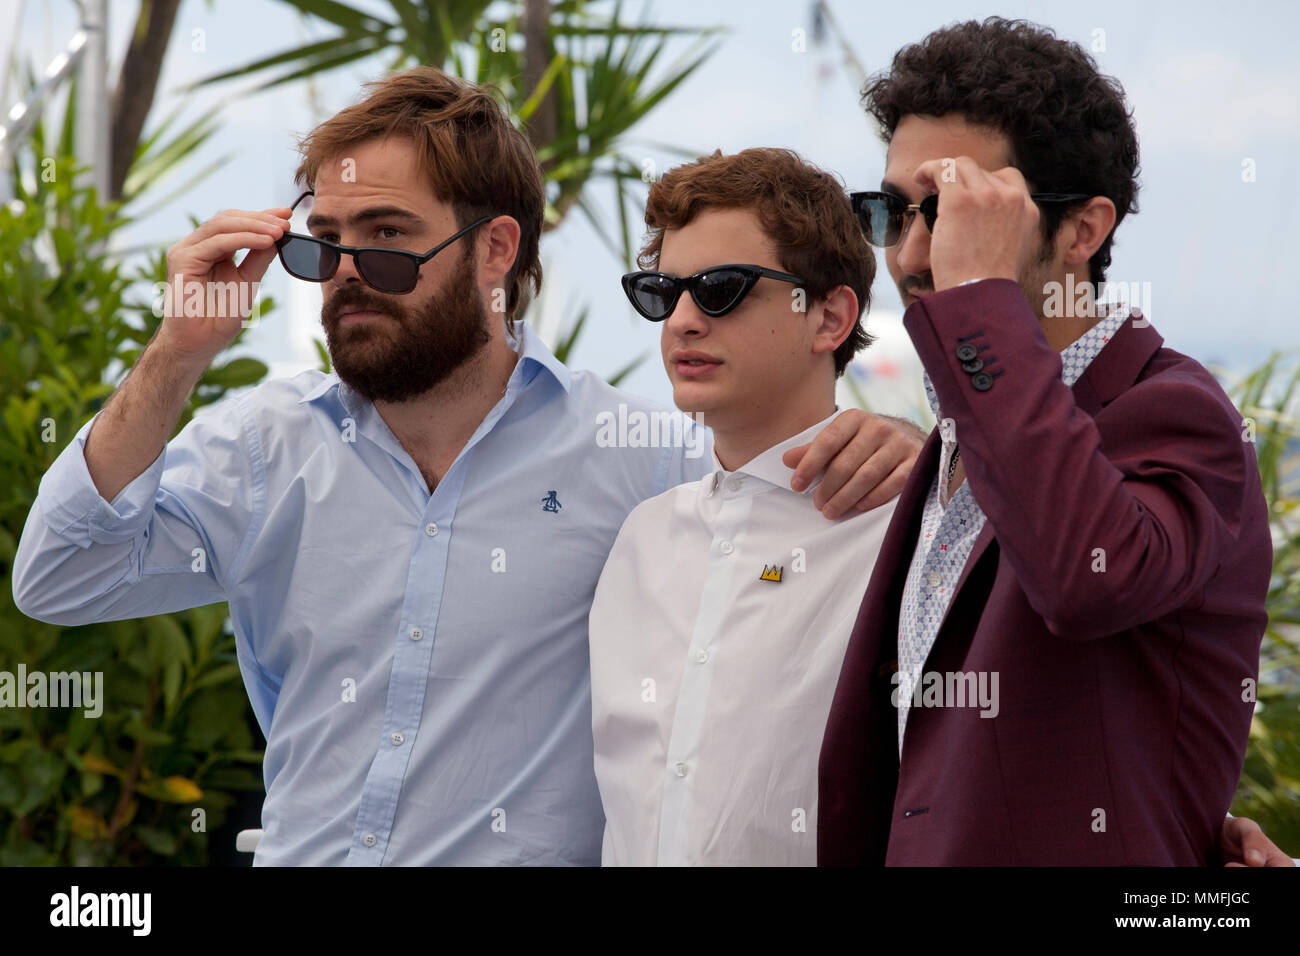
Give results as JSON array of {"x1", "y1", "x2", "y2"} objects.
[
  {"x1": 849, "y1": 190, "x2": 1090, "y2": 248},
  {"x1": 276, "y1": 191, "x2": 490, "y2": 294},
  {"x1": 621, "y1": 264, "x2": 807, "y2": 322}
]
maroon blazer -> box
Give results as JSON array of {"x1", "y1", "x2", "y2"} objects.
[{"x1": 818, "y1": 279, "x2": 1271, "y2": 865}]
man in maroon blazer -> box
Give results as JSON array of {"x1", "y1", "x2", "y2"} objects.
[{"x1": 819, "y1": 18, "x2": 1274, "y2": 865}]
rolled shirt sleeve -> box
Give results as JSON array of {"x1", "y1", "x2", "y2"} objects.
[{"x1": 12, "y1": 394, "x2": 261, "y2": 625}]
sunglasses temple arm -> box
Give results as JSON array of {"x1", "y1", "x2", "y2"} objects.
[{"x1": 419, "y1": 216, "x2": 492, "y2": 264}]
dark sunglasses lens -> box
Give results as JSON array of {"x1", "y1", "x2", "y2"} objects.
[
  {"x1": 629, "y1": 274, "x2": 678, "y2": 319},
  {"x1": 856, "y1": 195, "x2": 903, "y2": 247},
  {"x1": 356, "y1": 250, "x2": 419, "y2": 294},
  {"x1": 919, "y1": 195, "x2": 940, "y2": 233},
  {"x1": 694, "y1": 268, "x2": 750, "y2": 314},
  {"x1": 279, "y1": 236, "x2": 338, "y2": 281}
]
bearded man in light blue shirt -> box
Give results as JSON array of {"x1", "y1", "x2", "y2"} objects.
[{"x1": 11, "y1": 66, "x2": 922, "y2": 865}]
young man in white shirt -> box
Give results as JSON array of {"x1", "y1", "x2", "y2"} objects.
[{"x1": 588, "y1": 147, "x2": 911, "y2": 865}]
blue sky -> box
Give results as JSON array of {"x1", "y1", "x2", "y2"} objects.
[{"x1": 9, "y1": 0, "x2": 1300, "y2": 420}]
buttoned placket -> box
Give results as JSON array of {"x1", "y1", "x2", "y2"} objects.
[
  {"x1": 656, "y1": 468, "x2": 756, "y2": 865},
  {"x1": 345, "y1": 376, "x2": 525, "y2": 864}
]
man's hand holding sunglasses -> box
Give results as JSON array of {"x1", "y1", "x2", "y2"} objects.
[
  {"x1": 907, "y1": 157, "x2": 1046, "y2": 293},
  {"x1": 158, "y1": 205, "x2": 293, "y2": 365},
  {"x1": 78, "y1": 206, "x2": 291, "y2": 506}
]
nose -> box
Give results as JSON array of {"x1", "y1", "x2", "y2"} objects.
[
  {"x1": 895, "y1": 210, "x2": 932, "y2": 279},
  {"x1": 330, "y1": 248, "x2": 363, "y2": 288},
  {"x1": 662, "y1": 288, "x2": 709, "y2": 338}
]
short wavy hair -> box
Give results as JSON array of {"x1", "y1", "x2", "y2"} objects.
[
  {"x1": 296, "y1": 66, "x2": 544, "y2": 330},
  {"x1": 639, "y1": 148, "x2": 874, "y2": 377},
  {"x1": 863, "y1": 17, "x2": 1140, "y2": 284}
]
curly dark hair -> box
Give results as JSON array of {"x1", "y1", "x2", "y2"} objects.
[{"x1": 863, "y1": 17, "x2": 1140, "y2": 284}]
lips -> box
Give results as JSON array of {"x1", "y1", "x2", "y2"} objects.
[
  {"x1": 670, "y1": 350, "x2": 722, "y2": 366},
  {"x1": 331, "y1": 302, "x2": 394, "y2": 327},
  {"x1": 670, "y1": 350, "x2": 722, "y2": 379}
]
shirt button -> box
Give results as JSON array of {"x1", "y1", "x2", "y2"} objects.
[
  {"x1": 719, "y1": 540, "x2": 734, "y2": 554},
  {"x1": 363, "y1": 833, "x2": 377, "y2": 847},
  {"x1": 927, "y1": 571, "x2": 942, "y2": 588},
  {"x1": 409, "y1": 627, "x2": 423, "y2": 641},
  {"x1": 391, "y1": 732, "x2": 404, "y2": 746},
  {"x1": 725, "y1": 476, "x2": 742, "y2": 491},
  {"x1": 674, "y1": 762, "x2": 689, "y2": 778},
  {"x1": 694, "y1": 649, "x2": 709, "y2": 664},
  {"x1": 425, "y1": 522, "x2": 438, "y2": 537}
]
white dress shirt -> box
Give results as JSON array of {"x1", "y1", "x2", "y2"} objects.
[{"x1": 589, "y1": 411, "x2": 897, "y2": 865}]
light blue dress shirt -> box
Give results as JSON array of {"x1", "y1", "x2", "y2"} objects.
[{"x1": 12, "y1": 321, "x2": 711, "y2": 865}]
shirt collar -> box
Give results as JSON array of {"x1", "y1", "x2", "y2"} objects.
[
  {"x1": 923, "y1": 307, "x2": 1131, "y2": 420},
  {"x1": 707, "y1": 409, "x2": 840, "y2": 497},
  {"x1": 298, "y1": 319, "x2": 573, "y2": 412},
  {"x1": 510, "y1": 319, "x2": 574, "y2": 394}
]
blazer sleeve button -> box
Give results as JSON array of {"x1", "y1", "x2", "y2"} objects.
[
  {"x1": 971, "y1": 371, "x2": 994, "y2": 391},
  {"x1": 955, "y1": 344, "x2": 979, "y2": 362},
  {"x1": 961, "y1": 359, "x2": 984, "y2": 373}
]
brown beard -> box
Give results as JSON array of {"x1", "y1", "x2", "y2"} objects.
[{"x1": 320, "y1": 245, "x2": 491, "y2": 403}]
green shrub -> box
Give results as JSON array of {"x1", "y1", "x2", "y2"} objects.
[
  {"x1": 1228, "y1": 354, "x2": 1300, "y2": 852},
  {"x1": 0, "y1": 161, "x2": 269, "y2": 864}
]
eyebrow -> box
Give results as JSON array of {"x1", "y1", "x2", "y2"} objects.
[
  {"x1": 880, "y1": 179, "x2": 915, "y2": 200},
  {"x1": 306, "y1": 206, "x2": 426, "y2": 230}
]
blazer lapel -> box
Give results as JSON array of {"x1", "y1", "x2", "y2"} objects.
[{"x1": 1076, "y1": 314, "x2": 1165, "y2": 406}]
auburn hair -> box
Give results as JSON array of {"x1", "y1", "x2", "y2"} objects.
[
  {"x1": 295, "y1": 66, "x2": 545, "y2": 330},
  {"x1": 639, "y1": 148, "x2": 874, "y2": 376}
]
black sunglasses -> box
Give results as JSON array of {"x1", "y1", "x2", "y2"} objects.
[
  {"x1": 850, "y1": 190, "x2": 1090, "y2": 248},
  {"x1": 275, "y1": 191, "x2": 490, "y2": 294},
  {"x1": 621, "y1": 264, "x2": 806, "y2": 322}
]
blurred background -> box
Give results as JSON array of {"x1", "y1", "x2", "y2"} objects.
[{"x1": 1, "y1": 0, "x2": 1296, "y2": 864}]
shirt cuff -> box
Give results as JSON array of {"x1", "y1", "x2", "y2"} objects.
[{"x1": 37, "y1": 416, "x2": 167, "y2": 548}]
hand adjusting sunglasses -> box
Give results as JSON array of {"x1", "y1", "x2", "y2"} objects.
[
  {"x1": 275, "y1": 191, "x2": 490, "y2": 294},
  {"x1": 850, "y1": 190, "x2": 1089, "y2": 248},
  {"x1": 621, "y1": 264, "x2": 806, "y2": 322}
]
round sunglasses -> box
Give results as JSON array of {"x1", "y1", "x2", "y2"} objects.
[
  {"x1": 850, "y1": 190, "x2": 1089, "y2": 248},
  {"x1": 621, "y1": 264, "x2": 806, "y2": 322},
  {"x1": 275, "y1": 191, "x2": 490, "y2": 294}
]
